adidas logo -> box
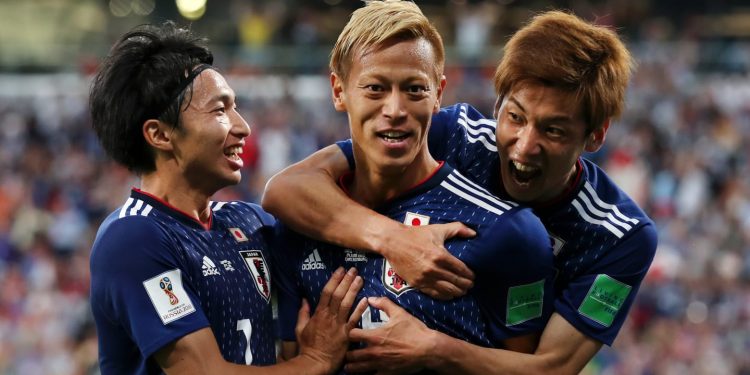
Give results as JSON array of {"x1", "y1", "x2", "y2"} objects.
[
  {"x1": 202, "y1": 256, "x2": 220, "y2": 276},
  {"x1": 302, "y1": 249, "x2": 325, "y2": 271}
]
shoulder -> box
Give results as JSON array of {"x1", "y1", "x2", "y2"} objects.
[
  {"x1": 212, "y1": 201, "x2": 276, "y2": 227},
  {"x1": 91, "y1": 208, "x2": 170, "y2": 270}
]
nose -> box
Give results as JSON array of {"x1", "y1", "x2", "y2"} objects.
[
  {"x1": 231, "y1": 110, "x2": 251, "y2": 138},
  {"x1": 512, "y1": 124, "x2": 542, "y2": 157},
  {"x1": 382, "y1": 89, "x2": 407, "y2": 121}
]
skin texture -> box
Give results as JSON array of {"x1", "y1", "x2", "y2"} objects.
[
  {"x1": 494, "y1": 81, "x2": 608, "y2": 204},
  {"x1": 331, "y1": 37, "x2": 445, "y2": 206}
]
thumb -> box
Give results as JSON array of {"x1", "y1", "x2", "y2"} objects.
[
  {"x1": 366, "y1": 296, "x2": 402, "y2": 316},
  {"x1": 442, "y1": 221, "x2": 476, "y2": 239}
]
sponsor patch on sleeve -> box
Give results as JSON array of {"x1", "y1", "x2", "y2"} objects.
[
  {"x1": 578, "y1": 274, "x2": 631, "y2": 327},
  {"x1": 506, "y1": 279, "x2": 544, "y2": 326},
  {"x1": 143, "y1": 269, "x2": 196, "y2": 325}
]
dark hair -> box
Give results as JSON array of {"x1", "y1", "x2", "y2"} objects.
[{"x1": 89, "y1": 21, "x2": 213, "y2": 173}]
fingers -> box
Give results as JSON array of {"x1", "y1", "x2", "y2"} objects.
[
  {"x1": 365, "y1": 296, "x2": 401, "y2": 315},
  {"x1": 295, "y1": 299, "x2": 311, "y2": 339},
  {"x1": 441, "y1": 221, "x2": 476, "y2": 239},
  {"x1": 348, "y1": 297, "x2": 369, "y2": 329},
  {"x1": 327, "y1": 268, "x2": 360, "y2": 318},
  {"x1": 344, "y1": 349, "x2": 379, "y2": 373},
  {"x1": 317, "y1": 266, "x2": 345, "y2": 308}
]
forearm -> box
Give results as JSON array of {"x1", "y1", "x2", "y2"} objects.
[
  {"x1": 261, "y1": 145, "x2": 397, "y2": 255},
  {"x1": 429, "y1": 333, "x2": 543, "y2": 375}
]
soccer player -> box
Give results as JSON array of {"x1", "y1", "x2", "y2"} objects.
[
  {"x1": 262, "y1": 10, "x2": 658, "y2": 375},
  {"x1": 88, "y1": 22, "x2": 364, "y2": 375},
  {"x1": 272, "y1": 0, "x2": 556, "y2": 368}
]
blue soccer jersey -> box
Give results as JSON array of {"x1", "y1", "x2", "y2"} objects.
[
  {"x1": 274, "y1": 163, "x2": 556, "y2": 352},
  {"x1": 90, "y1": 189, "x2": 277, "y2": 374},
  {"x1": 426, "y1": 103, "x2": 658, "y2": 346}
]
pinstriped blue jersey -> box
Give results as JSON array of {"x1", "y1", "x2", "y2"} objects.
[
  {"x1": 428, "y1": 103, "x2": 658, "y2": 345},
  {"x1": 274, "y1": 163, "x2": 556, "y2": 353},
  {"x1": 90, "y1": 189, "x2": 277, "y2": 374}
]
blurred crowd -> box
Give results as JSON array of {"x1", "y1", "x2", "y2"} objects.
[{"x1": 1, "y1": 1, "x2": 750, "y2": 374}]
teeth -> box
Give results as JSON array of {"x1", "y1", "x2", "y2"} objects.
[
  {"x1": 224, "y1": 146, "x2": 242, "y2": 156},
  {"x1": 513, "y1": 161, "x2": 537, "y2": 172},
  {"x1": 380, "y1": 131, "x2": 407, "y2": 140}
]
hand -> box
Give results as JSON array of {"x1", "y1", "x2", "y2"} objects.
[
  {"x1": 296, "y1": 267, "x2": 368, "y2": 374},
  {"x1": 381, "y1": 222, "x2": 476, "y2": 300},
  {"x1": 345, "y1": 297, "x2": 438, "y2": 374}
]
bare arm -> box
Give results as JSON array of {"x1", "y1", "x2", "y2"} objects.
[
  {"x1": 154, "y1": 267, "x2": 365, "y2": 375},
  {"x1": 347, "y1": 298, "x2": 602, "y2": 375},
  {"x1": 262, "y1": 145, "x2": 476, "y2": 299}
]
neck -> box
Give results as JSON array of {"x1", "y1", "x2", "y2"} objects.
[
  {"x1": 349, "y1": 148, "x2": 439, "y2": 208},
  {"x1": 140, "y1": 170, "x2": 213, "y2": 224}
]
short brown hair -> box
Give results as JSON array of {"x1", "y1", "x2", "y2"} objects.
[
  {"x1": 330, "y1": 0, "x2": 445, "y2": 83},
  {"x1": 494, "y1": 10, "x2": 634, "y2": 132}
]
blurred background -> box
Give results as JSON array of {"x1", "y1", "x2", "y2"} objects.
[{"x1": 0, "y1": 0, "x2": 748, "y2": 374}]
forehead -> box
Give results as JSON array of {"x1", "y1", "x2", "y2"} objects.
[
  {"x1": 350, "y1": 37, "x2": 438, "y2": 81},
  {"x1": 188, "y1": 69, "x2": 233, "y2": 103},
  {"x1": 506, "y1": 82, "x2": 583, "y2": 119}
]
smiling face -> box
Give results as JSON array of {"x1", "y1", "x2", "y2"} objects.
[
  {"x1": 169, "y1": 69, "x2": 250, "y2": 193},
  {"x1": 331, "y1": 37, "x2": 444, "y2": 180},
  {"x1": 494, "y1": 81, "x2": 608, "y2": 204}
]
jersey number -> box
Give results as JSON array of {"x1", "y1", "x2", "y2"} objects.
[{"x1": 236, "y1": 319, "x2": 253, "y2": 365}]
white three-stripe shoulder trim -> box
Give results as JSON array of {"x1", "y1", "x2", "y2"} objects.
[
  {"x1": 456, "y1": 105, "x2": 497, "y2": 152},
  {"x1": 571, "y1": 182, "x2": 640, "y2": 238},
  {"x1": 210, "y1": 201, "x2": 227, "y2": 211},
  {"x1": 440, "y1": 171, "x2": 516, "y2": 216},
  {"x1": 118, "y1": 198, "x2": 153, "y2": 218}
]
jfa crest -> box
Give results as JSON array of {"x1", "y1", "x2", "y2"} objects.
[
  {"x1": 381, "y1": 212, "x2": 430, "y2": 296},
  {"x1": 382, "y1": 259, "x2": 413, "y2": 296},
  {"x1": 240, "y1": 250, "x2": 271, "y2": 302}
]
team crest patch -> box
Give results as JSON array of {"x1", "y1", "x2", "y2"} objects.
[
  {"x1": 578, "y1": 274, "x2": 631, "y2": 327},
  {"x1": 143, "y1": 269, "x2": 196, "y2": 325},
  {"x1": 404, "y1": 212, "x2": 430, "y2": 226},
  {"x1": 229, "y1": 228, "x2": 248, "y2": 242},
  {"x1": 382, "y1": 259, "x2": 413, "y2": 296},
  {"x1": 240, "y1": 250, "x2": 271, "y2": 302},
  {"x1": 549, "y1": 234, "x2": 565, "y2": 256},
  {"x1": 506, "y1": 279, "x2": 545, "y2": 326}
]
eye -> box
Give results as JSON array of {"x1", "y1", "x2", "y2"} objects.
[
  {"x1": 407, "y1": 85, "x2": 428, "y2": 94},
  {"x1": 507, "y1": 111, "x2": 522, "y2": 123},
  {"x1": 364, "y1": 84, "x2": 384, "y2": 92},
  {"x1": 545, "y1": 126, "x2": 565, "y2": 138}
]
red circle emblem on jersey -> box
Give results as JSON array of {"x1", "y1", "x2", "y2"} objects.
[{"x1": 411, "y1": 218, "x2": 422, "y2": 226}]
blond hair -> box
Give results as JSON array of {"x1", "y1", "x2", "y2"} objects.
[
  {"x1": 330, "y1": 0, "x2": 445, "y2": 83},
  {"x1": 494, "y1": 11, "x2": 634, "y2": 132}
]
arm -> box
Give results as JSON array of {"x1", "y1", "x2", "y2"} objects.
[
  {"x1": 346, "y1": 298, "x2": 602, "y2": 375},
  {"x1": 154, "y1": 267, "x2": 366, "y2": 375},
  {"x1": 262, "y1": 144, "x2": 476, "y2": 299}
]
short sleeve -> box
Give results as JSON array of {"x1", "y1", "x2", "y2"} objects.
[
  {"x1": 428, "y1": 103, "x2": 500, "y2": 189},
  {"x1": 89, "y1": 217, "x2": 210, "y2": 358},
  {"x1": 469, "y1": 209, "x2": 556, "y2": 344},
  {"x1": 554, "y1": 224, "x2": 658, "y2": 345}
]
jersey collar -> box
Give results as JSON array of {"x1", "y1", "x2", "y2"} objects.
[{"x1": 131, "y1": 188, "x2": 213, "y2": 230}]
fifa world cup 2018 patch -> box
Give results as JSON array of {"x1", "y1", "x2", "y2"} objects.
[
  {"x1": 578, "y1": 274, "x2": 631, "y2": 327},
  {"x1": 506, "y1": 279, "x2": 545, "y2": 326},
  {"x1": 143, "y1": 269, "x2": 196, "y2": 325}
]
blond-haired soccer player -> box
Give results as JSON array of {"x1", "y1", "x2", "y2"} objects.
[
  {"x1": 271, "y1": 1, "x2": 556, "y2": 371},
  {"x1": 263, "y1": 9, "x2": 657, "y2": 375}
]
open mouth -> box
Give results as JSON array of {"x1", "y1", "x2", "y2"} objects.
[
  {"x1": 377, "y1": 130, "x2": 410, "y2": 143},
  {"x1": 224, "y1": 146, "x2": 243, "y2": 161},
  {"x1": 509, "y1": 160, "x2": 541, "y2": 184}
]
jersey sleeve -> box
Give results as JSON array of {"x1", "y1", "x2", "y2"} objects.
[
  {"x1": 270, "y1": 222, "x2": 305, "y2": 342},
  {"x1": 335, "y1": 139, "x2": 355, "y2": 171},
  {"x1": 428, "y1": 103, "x2": 500, "y2": 189},
  {"x1": 554, "y1": 223, "x2": 658, "y2": 345},
  {"x1": 469, "y1": 209, "x2": 556, "y2": 345},
  {"x1": 89, "y1": 217, "x2": 210, "y2": 359}
]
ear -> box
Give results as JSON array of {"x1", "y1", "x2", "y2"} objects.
[
  {"x1": 331, "y1": 73, "x2": 346, "y2": 112},
  {"x1": 585, "y1": 120, "x2": 610, "y2": 152},
  {"x1": 142, "y1": 119, "x2": 174, "y2": 152},
  {"x1": 432, "y1": 75, "x2": 447, "y2": 113}
]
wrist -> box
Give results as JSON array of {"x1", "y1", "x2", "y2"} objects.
[
  {"x1": 296, "y1": 351, "x2": 333, "y2": 375},
  {"x1": 423, "y1": 329, "x2": 453, "y2": 370},
  {"x1": 365, "y1": 219, "x2": 404, "y2": 257}
]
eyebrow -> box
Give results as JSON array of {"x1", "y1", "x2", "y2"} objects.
[{"x1": 507, "y1": 96, "x2": 574, "y2": 124}]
